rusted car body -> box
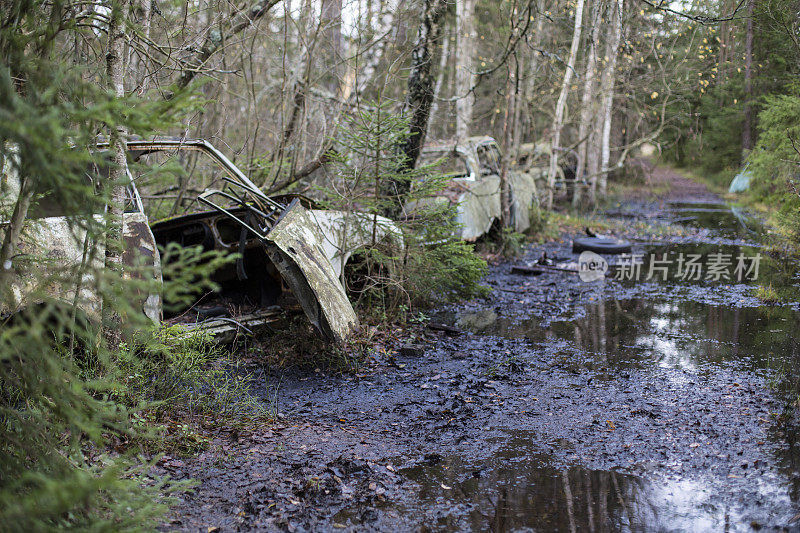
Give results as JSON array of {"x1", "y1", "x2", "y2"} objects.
[
  {"x1": 1, "y1": 139, "x2": 401, "y2": 344},
  {"x1": 414, "y1": 136, "x2": 544, "y2": 241}
]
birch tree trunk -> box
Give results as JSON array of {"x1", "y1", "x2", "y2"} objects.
[
  {"x1": 429, "y1": 23, "x2": 451, "y2": 132},
  {"x1": 546, "y1": 0, "x2": 586, "y2": 209},
  {"x1": 455, "y1": 0, "x2": 476, "y2": 141},
  {"x1": 103, "y1": 0, "x2": 129, "y2": 349},
  {"x1": 573, "y1": 0, "x2": 602, "y2": 207},
  {"x1": 514, "y1": 0, "x2": 546, "y2": 158},
  {"x1": 598, "y1": 0, "x2": 623, "y2": 197},
  {"x1": 353, "y1": 1, "x2": 395, "y2": 98},
  {"x1": 322, "y1": 0, "x2": 344, "y2": 94}
]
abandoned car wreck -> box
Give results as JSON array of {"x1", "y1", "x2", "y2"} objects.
[
  {"x1": 1, "y1": 139, "x2": 401, "y2": 344},
  {"x1": 414, "y1": 136, "x2": 546, "y2": 241}
]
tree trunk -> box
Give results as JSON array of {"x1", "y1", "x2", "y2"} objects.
[
  {"x1": 383, "y1": 0, "x2": 448, "y2": 218},
  {"x1": 717, "y1": 0, "x2": 732, "y2": 88},
  {"x1": 429, "y1": 23, "x2": 451, "y2": 135},
  {"x1": 455, "y1": 0, "x2": 477, "y2": 141},
  {"x1": 103, "y1": 0, "x2": 129, "y2": 350},
  {"x1": 547, "y1": 0, "x2": 586, "y2": 209},
  {"x1": 741, "y1": 0, "x2": 755, "y2": 158},
  {"x1": 0, "y1": 175, "x2": 34, "y2": 297},
  {"x1": 353, "y1": 1, "x2": 395, "y2": 98},
  {"x1": 516, "y1": 0, "x2": 546, "y2": 158},
  {"x1": 598, "y1": 0, "x2": 623, "y2": 197},
  {"x1": 132, "y1": 0, "x2": 152, "y2": 94},
  {"x1": 500, "y1": 57, "x2": 518, "y2": 227},
  {"x1": 511, "y1": 52, "x2": 526, "y2": 159},
  {"x1": 573, "y1": 0, "x2": 602, "y2": 207},
  {"x1": 586, "y1": 110, "x2": 602, "y2": 204},
  {"x1": 321, "y1": 0, "x2": 344, "y2": 94}
]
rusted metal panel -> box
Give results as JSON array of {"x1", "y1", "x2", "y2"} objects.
[
  {"x1": 452, "y1": 176, "x2": 502, "y2": 241},
  {"x1": 1, "y1": 215, "x2": 103, "y2": 320},
  {"x1": 1, "y1": 212, "x2": 162, "y2": 323},
  {"x1": 307, "y1": 210, "x2": 402, "y2": 279},
  {"x1": 264, "y1": 202, "x2": 359, "y2": 345},
  {"x1": 121, "y1": 213, "x2": 161, "y2": 323}
]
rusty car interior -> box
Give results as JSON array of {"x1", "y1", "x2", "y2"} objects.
[{"x1": 128, "y1": 140, "x2": 332, "y2": 340}]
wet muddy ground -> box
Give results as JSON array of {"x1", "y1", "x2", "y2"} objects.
[{"x1": 163, "y1": 165, "x2": 800, "y2": 532}]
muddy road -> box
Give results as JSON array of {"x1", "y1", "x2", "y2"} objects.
[{"x1": 163, "y1": 165, "x2": 800, "y2": 532}]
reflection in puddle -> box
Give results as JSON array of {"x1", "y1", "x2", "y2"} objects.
[
  {"x1": 446, "y1": 299, "x2": 800, "y2": 373},
  {"x1": 399, "y1": 438, "x2": 792, "y2": 531}
]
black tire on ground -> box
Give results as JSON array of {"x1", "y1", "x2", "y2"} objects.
[{"x1": 572, "y1": 237, "x2": 633, "y2": 254}]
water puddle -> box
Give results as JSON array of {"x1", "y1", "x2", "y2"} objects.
[
  {"x1": 665, "y1": 201, "x2": 762, "y2": 239},
  {"x1": 394, "y1": 436, "x2": 794, "y2": 531},
  {"x1": 444, "y1": 298, "x2": 800, "y2": 373}
]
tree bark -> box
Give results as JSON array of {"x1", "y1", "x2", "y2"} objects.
[
  {"x1": 547, "y1": 0, "x2": 586, "y2": 209},
  {"x1": 500, "y1": 58, "x2": 518, "y2": 227},
  {"x1": 455, "y1": 0, "x2": 477, "y2": 141},
  {"x1": 741, "y1": 0, "x2": 755, "y2": 158},
  {"x1": 429, "y1": 23, "x2": 451, "y2": 132},
  {"x1": 321, "y1": 0, "x2": 344, "y2": 94},
  {"x1": 573, "y1": 0, "x2": 602, "y2": 207},
  {"x1": 383, "y1": 0, "x2": 448, "y2": 218},
  {"x1": 353, "y1": 2, "x2": 395, "y2": 98},
  {"x1": 0, "y1": 175, "x2": 34, "y2": 297},
  {"x1": 516, "y1": 0, "x2": 546, "y2": 158},
  {"x1": 598, "y1": 0, "x2": 623, "y2": 197},
  {"x1": 132, "y1": 0, "x2": 152, "y2": 94},
  {"x1": 716, "y1": 0, "x2": 731, "y2": 88},
  {"x1": 103, "y1": 0, "x2": 129, "y2": 350}
]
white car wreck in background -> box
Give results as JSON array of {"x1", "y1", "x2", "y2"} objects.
[
  {"x1": 414, "y1": 136, "x2": 546, "y2": 241},
  {"x1": 0, "y1": 139, "x2": 401, "y2": 344}
]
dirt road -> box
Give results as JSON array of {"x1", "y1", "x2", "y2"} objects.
[{"x1": 163, "y1": 164, "x2": 800, "y2": 532}]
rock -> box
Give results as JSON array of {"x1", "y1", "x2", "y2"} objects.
[{"x1": 400, "y1": 344, "x2": 425, "y2": 357}]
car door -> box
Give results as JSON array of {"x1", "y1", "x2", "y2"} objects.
[{"x1": 460, "y1": 141, "x2": 502, "y2": 240}]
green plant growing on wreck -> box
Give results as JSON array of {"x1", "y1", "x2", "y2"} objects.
[{"x1": 318, "y1": 100, "x2": 488, "y2": 318}]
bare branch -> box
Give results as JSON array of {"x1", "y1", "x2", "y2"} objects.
[{"x1": 173, "y1": 0, "x2": 281, "y2": 92}]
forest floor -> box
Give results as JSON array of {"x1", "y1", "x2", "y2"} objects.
[{"x1": 160, "y1": 161, "x2": 800, "y2": 532}]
